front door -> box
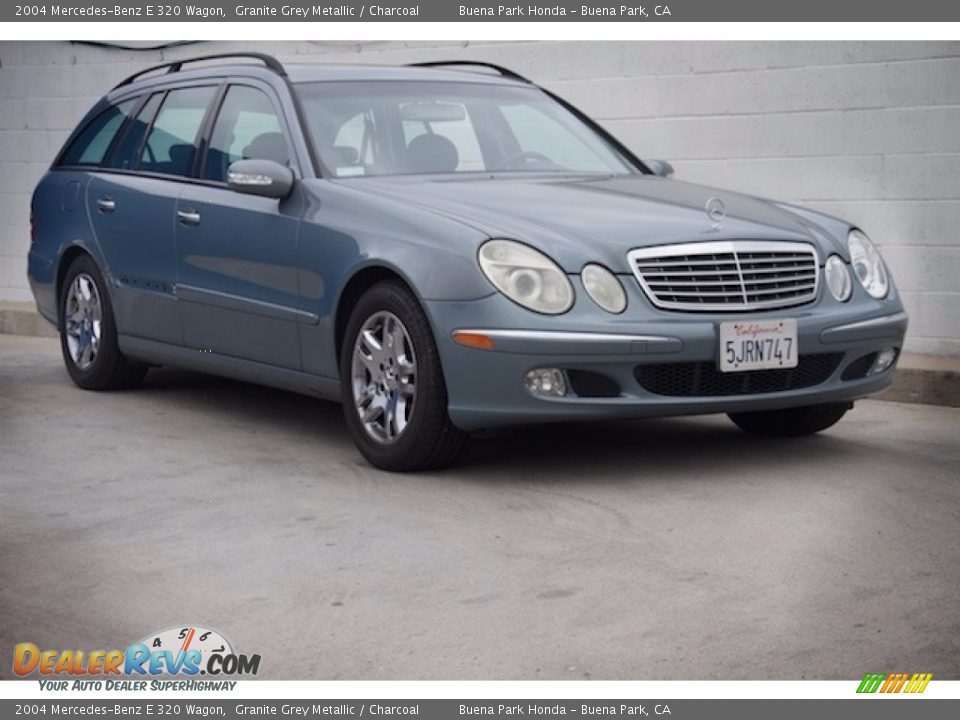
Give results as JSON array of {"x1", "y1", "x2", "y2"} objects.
[{"x1": 175, "y1": 83, "x2": 303, "y2": 370}]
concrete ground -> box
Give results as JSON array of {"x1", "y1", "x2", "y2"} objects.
[{"x1": 1, "y1": 334, "x2": 958, "y2": 680}]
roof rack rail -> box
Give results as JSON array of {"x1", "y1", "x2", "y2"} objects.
[
  {"x1": 407, "y1": 61, "x2": 531, "y2": 84},
  {"x1": 113, "y1": 52, "x2": 286, "y2": 90}
]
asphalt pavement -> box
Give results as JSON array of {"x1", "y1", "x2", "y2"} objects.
[{"x1": 1, "y1": 334, "x2": 958, "y2": 679}]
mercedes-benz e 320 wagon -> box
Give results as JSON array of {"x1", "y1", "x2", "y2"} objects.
[{"x1": 28, "y1": 53, "x2": 908, "y2": 470}]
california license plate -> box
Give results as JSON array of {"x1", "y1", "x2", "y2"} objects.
[{"x1": 719, "y1": 319, "x2": 798, "y2": 372}]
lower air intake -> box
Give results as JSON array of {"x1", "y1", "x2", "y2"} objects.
[{"x1": 635, "y1": 354, "x2": 843, "y2": 397}]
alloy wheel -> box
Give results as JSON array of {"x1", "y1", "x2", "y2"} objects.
[
  {"x1": 64, "y1": 273, "x2": 103, "y2": 371},
  {"x1": 351, "y1": 310, "x2": 417, "y2": 444}
]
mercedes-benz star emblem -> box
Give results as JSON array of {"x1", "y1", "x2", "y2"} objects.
[{"x1": 705, "y1": 197, "x2": 726, "y2": 228}]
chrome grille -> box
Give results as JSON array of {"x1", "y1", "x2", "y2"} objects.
[{"x1": 628, "y1": 240, "x2": 819, "y2": 311}]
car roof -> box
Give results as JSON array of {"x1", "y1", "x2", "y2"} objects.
[{"x1": 106, "y1": 60, "x2": 529, "y2": 102}]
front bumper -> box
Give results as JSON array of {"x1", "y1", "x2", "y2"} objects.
[{"x1": 425, "y1": 280, "x2": 907, "y2": 431}]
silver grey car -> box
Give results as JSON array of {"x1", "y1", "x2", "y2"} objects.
[{"x1": 28, "y1": 54, "x2": 907, "y2": 470}]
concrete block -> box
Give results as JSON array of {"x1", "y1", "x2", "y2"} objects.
[
  {"x1": 807, "y1": 200, "x2": 960, "y2": 248},
  {"x1": 619, "y1": 41, "x2": 960, "y2": 76},
  {"x1": 0, "y1": 99, "x2": 27, "y2": 130},
  {"x1": 0, "y1": 193, "x2": 31, "y2": 228},
  {"x1": 899, "y1": 291, "x2": 960, "y2": 341},
  {"x1": 0, "y1": 42, "x2": 25, "y2": 66},
  {"x1": 550, "y1": 57, "x2": 960, "y2": 121},
  {"x1": 881, "y1": 246, "x2": 960, "y2": 293},
  {"x1": 878, "y1": 353, "x2": 960, "y2": 407},
  {"x1": 677, "y1": 154, "x2": 960, "y2": 205},
  {"x1": 0, "y1": 301, "x2": 56, "y2": 336},
  {"x1": 904, "y1": 336, "x2": 960, "y2": 356},
  {"x1": 0, "y1": 130, "x2": 56, "y2": 163},
  {"x1": 606, "y1": 107, "x2": 960, "y2": 160},
  {"x1": 0, "y1": 163, "x2": 46, "y2": 196},
  {"x1": 0, "y1": 65, "x2": 29, "y2": 99},
  {"x1": 24, "y1": 97, "x2": 74, "y2": 131},
  {"x1": 880, "y1": 154, "x2": 960, "y2": 200},
  {"x1": 673, "y1": 156, "x2": 884, "y2": 202}
]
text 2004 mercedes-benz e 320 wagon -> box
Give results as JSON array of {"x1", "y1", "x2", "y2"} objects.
[{"x1": 28, "y1": 53, "x2": 907, "y2": 471}]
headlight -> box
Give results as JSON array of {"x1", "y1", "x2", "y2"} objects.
[
  {"x1": 581, "y1": 263, "x2": 627, "y2": 313},
  {"x1": 824, "y1": 255, "x2": 852, "y2": 302},
  {"x1": 478, "y1": 240, "x2": 574, "y2": 314},
  {"x1": 848, "y1": 229, "x2": 889, "y2": 299}
]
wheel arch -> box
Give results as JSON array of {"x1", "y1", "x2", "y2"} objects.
[
  {"x1": 55, "y1": 245, "x2": 97, "y2": 324},
  {"x1": 334, "y1": 264, "x2": 420, "y2": 366}
]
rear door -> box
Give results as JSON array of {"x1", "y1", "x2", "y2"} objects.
[
  {"x1": 175, "y1": 81, "x2": 304, "y2": 369},
  {"x1": 87, "y1": 84, "x2": 218, "y2": 345}
]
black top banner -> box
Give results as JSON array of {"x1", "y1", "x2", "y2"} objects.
[{"x1": 6, "y1": 0, "x2": 960, "y2": 22}]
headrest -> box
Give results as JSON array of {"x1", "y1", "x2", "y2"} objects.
[
  {"x1": 243, "y1": 132, "x2": 288, "y2": 165},
  {"x1": 406, "y1": 133, "x2": 459, "y2": 174}
]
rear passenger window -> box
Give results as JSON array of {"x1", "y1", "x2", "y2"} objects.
[
  {"x1": 140, "y1": 86, "x2": 216, "y2": 177},
  {"x1": 59, "y1": 99, "x2": 136, "y2": 167},
  {"x1": 108, "y1": 93, "x2": 163, "y2": 170},
  {"x1": 203, "y1": 85, "x2": 287, "y2": 182}
]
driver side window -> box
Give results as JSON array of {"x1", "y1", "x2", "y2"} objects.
[{"x1": 204, "y1": 85, "x2": 287, "y2": 182}]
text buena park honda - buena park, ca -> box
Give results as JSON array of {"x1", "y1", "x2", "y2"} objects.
[
  {"x1": 461, "y1": 5, "x2": 671, "y2": 17},
  {"x1": 461, "y1": 706, "x2": 671, "y2": 716}
]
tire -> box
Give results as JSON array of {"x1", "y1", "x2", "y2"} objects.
[
  {"x1": 728, "y1": 402, "x2": 852, "y2": 438},
  {"x1": 340, "y1": 280, "x2": 467, "y2": 471},
  {"x1": 59, "y1": 254, "x2": 147, "y2": 391}
]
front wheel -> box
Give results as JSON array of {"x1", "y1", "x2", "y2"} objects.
[
  {"x1": 728, "y1": 402, "x2": 852, "y2": 437},
  {"x1": 340, "y1": 281, "x2": 467, "y2": 471}
]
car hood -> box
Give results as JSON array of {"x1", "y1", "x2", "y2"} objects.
[{"x1": 345, "y1": 174, "x2": 849, "y2": 272}]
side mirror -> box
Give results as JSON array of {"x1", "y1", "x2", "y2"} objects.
[
  {"x1": 227, "y1": 159, "x2": 294, "y2": 199},
  {"x1": 646, "y1": 159, "x2": 674, "y2": 178}
]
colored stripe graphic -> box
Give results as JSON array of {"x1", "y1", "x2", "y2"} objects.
[
  {"x1": 857, "y1": 673, "x2": 885, "y2": 693},
  {"x1": 857, "y1": 672, "x2": 932, "y2": 693},
  {"x1": 881, "y1": 672, "x2": 909, "y2": 693},
  {"x1": 904, "y1": 673, "x2": 933, "y2": 693}
]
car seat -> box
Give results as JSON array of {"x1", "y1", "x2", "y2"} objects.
[{"x1": 406, "y1": 133, "x2": 459, "y2": 174}]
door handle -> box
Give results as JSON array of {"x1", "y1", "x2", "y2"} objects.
[
  {"x1": 96, "y1": 197, "x2": 116, "y2": 214},
  {"x1": 177, "y1": 209, "x2": 201, "y2": 226}
]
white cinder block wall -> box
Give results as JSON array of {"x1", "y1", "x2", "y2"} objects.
[{"x1": 1, "y1": 41, "x2": 958, "y2": 354}]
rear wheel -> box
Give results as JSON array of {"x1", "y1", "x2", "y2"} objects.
[
  {"x1": 59, "y1": 254, "x2": 147, "y2": 391},
  {"x1": 728, "y1": 402, "x2": 852, "y2": 437},
  {"x1": 340, "y1": 280, "x2": 467, "y2": 471}
]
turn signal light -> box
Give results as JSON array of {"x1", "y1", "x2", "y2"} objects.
[{"x1": 452, "y1": 331, "x2": 495, "y2": 350}]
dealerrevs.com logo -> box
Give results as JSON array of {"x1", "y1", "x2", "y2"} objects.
[{"x1": 13, "y1": 626, "x2": 260, "y2": 688}]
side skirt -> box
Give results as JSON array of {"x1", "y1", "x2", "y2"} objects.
[{"x1": 118, "y1": 334, "x2": 341, "y2": 402}]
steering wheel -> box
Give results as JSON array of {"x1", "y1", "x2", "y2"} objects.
[{"x1": 494, "y1": 151, "x2": 556, "y2": 170}]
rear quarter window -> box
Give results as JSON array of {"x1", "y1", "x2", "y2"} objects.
[
  {"x1": 107, "y1": 92, "x2": 163, "y2": 170},
  {"x1": 59, "y1": 99, "x2": 137, "y2": 167}
]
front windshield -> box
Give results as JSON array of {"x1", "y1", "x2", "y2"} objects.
[{"x1": 295, "y1": 80, "x2": 639, "y2": 178}]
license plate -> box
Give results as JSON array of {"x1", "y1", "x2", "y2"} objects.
[{"x1": 719, "y1": 319, "x2": 798, "y2": 372}]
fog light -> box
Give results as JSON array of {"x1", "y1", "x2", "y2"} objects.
[
  {"x1": 525, "y1": 368, "x2": 567, "y2": 397},
  {"x1": 871, "y1": 347, "x2": 898, "y2": 375}
]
